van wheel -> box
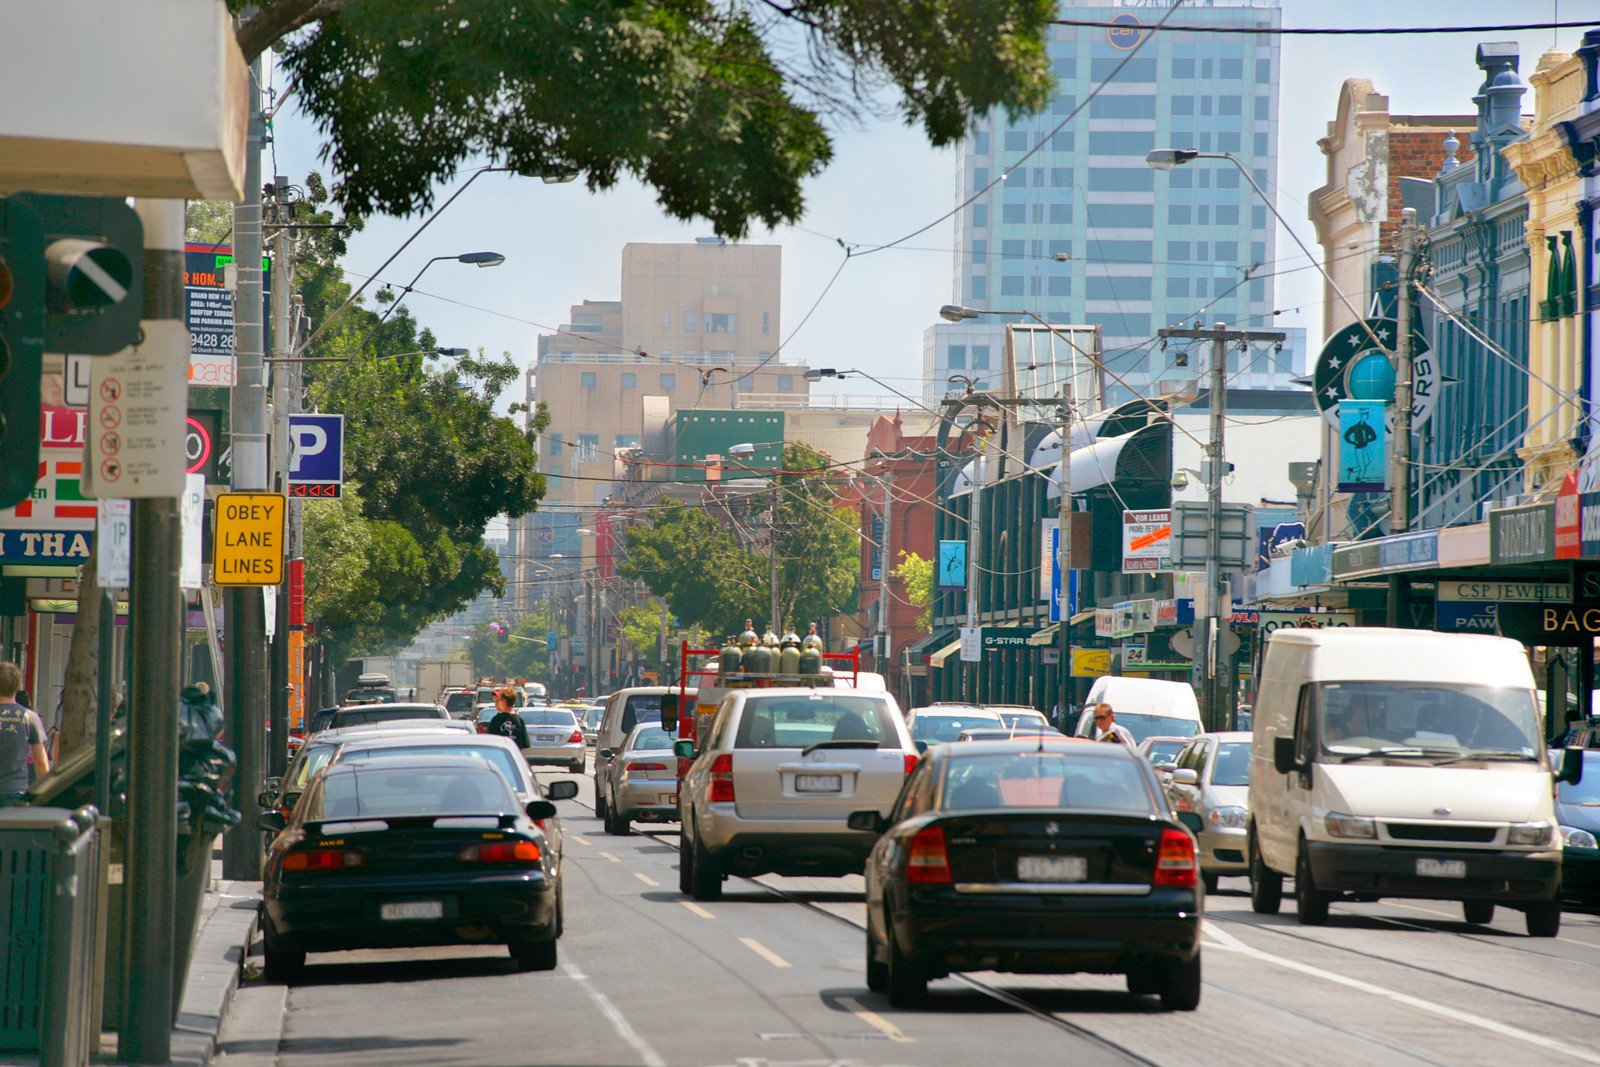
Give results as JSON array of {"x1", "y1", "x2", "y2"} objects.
[
  {"x1": 1525, "y1": 897, "x2": 1561, "y2": 938},
  {"x1": 1462, "y1": 900, "x2": 1495, "y2": 925},
  {"x1": 1249, "y1": 833, "x2": 1282, "y2": 915},
  {"x1": 1295, "y1": 842, "x2": 1330, "y2": 926}
]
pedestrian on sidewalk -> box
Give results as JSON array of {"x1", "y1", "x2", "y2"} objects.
[{"x1": 0, "y1": 662, "x2": 49, "y2": 803}]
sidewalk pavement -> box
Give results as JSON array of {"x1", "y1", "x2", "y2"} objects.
[{"x1": 166, "y1": 867, "x2": 261, "y2": 1067}]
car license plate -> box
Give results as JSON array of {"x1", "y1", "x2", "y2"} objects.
[
  {"x1": 1017, "y1": 855, "x2": 1088, "y2": 882},
  {"x1": 1416, "y1": 858, "x2": 1467, "y2": 879},
  {"x1": 795, "y1": 774, "x2": 843, "y2": 793},
  {"x1": 661, "y1": 793, "x2": 677, "y2": 805},
  {"x1": 380, "y1": 900, "x2": 443, "y2": 921}
]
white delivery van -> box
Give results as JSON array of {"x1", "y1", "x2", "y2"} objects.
[
  {"x1": 1248, "y1": 627, "x2": 1581, "y2": 937},
  {"x1": 1072, "y1": 676, "x2": 1202, "y2": 743}
]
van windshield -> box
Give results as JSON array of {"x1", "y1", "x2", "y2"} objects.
[
  {"x1": 1315, "y1": 681, "x2": 1541, "y2": 762},
  {"x1": 1117, "y1": 715, "x2": 1200, "y2": 744}
]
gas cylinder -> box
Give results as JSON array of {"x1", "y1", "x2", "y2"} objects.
[
  {"x1": 743, "y1": 640, "x2": 772, "y2": 674},
  {"x1": 720, "y1": 636, "x2": 743, "y2": 676},
  {"x1": 798, "y1": 644, "x2": 823, "y2": 676},
  {"x1": 739, "y1": 619, "x2": 760, "y2": 647},
  {"x1": 779, "y1": 631, "x2": 802, "y2": 675},
  {"x1": 801, "y1": 622, "x2": 824, "y2": 652}
]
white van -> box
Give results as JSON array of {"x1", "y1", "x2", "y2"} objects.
[
  {"x1": 1072, "y1": 676, "x2": 1202, "y2": 742},
  {"x1": 1248, "y1": 627, "x2": 1580, "y2": 937}
]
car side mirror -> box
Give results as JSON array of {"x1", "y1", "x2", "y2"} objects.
[
  {"x1": 599, "y1": 748, "x2": 615, "y2": 760},
  {"x1": 1171, "y1": 768, "x2": 1199, "y2": 787},
  {"x1": 256, "y1": 811, "x2": 287, "y2": 833},
  {"x1": 1559, "y1": 747, "x2": 1585, "y2": 786},
  {"x1": 1273, "y1": 736, "x2": 1299, "y2": 775},
  {"x1": 545, "y1": 779, "x2": 579, "y2": 801},
  {"x1": 1176, "y1": 811, "x2": 1203, "y2": 835},
  {"x1": 846, "y1": 809, "x2": 888, "y2": 833},
  {"x1": 262, "y1": 776, "x2": 282, "y2": 791},
  {"x1": 673, "y1": 739, "x2": 696, "y2": 761},
  {"x1": 915, "y1": 740, "x2": 928, "y2": 755},
  {"x1": 1154, "y1": 761, "x2": 1176, "y2": 772},
  {"x1": 660, "y1": 693, "x2": 679, "y2": 733},
  {"x1": 525, "y1": 800, "x2": 558, "y2": 821},
  {"x1": 257, "y1": 789, "x2": 278, "y2": 808}
]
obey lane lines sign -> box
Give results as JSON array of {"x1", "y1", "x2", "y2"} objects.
[{"x1": 213, "y1": 493, "x2": 285, "y2": 586}]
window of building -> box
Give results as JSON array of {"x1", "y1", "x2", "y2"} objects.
[
  {"x1": 974, "y1": 166, "x2": 989, "y2": 188},
  {"x1": 1256, "y1": 59, "x2": 1272, "y2": 83},
  {"x1": 1007, "y1": 168, "x2": 1028, "y2": 188},
  {"x1": 1049, "y1": 203, "x2": 1074, "y2": 225},
  {"x1": 580, "y1": 371, "x2": 597, "y2": 389},
  {"x1": 777, "y1": 375, "x2": 795, "y2": 392},
  {"x1": 1001, "y1": 239, "x2": 1025, "y2": 261},
  {"x1": 1088, "y1": 240, "x2": 1152, "y2": 262},
  {"x1": 1168, "y1": 242, "x2": 1191, "y2": 261},
  {"x1": 660, "y1": 372, "x2": 677, "y2": 390},
  {"x1": 1167, "y1": 277, "x2": 1190, "y2": 297},
  {"x1": 683, "y1": 349, "x2": 696, "y2": 362},
  {"x1": 615, "y1": 434, "x2": 639, "y2": 449},
  {"x1": 948, "y1": 345, "x2": 966, "y2": 370},
  {"x1": 1000, "y1": 275, "x2": 1024, "y2": 296},
  {"x1": 1087, "y1": 203, "x2": 1154, "y2": 228},
  {"x1": 658, "y1": 349, "x2": 672, "y2": 362},
  {"x1": 1172, "y1": 58, "x2": 1196, "y2": 79},
  {"x1": 1048, "y1": 239, "x2": 1071, "y2": 259},
  {"x1": 1170, "y1": 169, "x2": 1192, "y2": 189},
  {"x1": 1051, "y1": 131, "x2": 1075, "y2": 152},
  {"x1": 1252, "y1": 205, "x2": 1267, "y2": 229},
  {"x1": 1052, "y1": 57, "x2": 1076, "y2": 78},
  {"x1": 1251, "y1": 241, "x2": 1266, "y2": 264},
  {"x1": 973, "y1": 130, "x2": 990, "y2": 155},
  {"x1": 1088, "y1": 131, "x2": 1156, "y2": 156},
  {"x1": 738, "y1": 377, "x2": 755, "y2": 392},
  {"x1": 971, "y1": 276, "x2": 988, "y2": 300},
  {"x1": 1169, "y1": 204, "x2": 1191, "y2": 224},
  {"x1": 1089, "y1": 95, "x2": 1156, "y2": 119},
  {"x1": 1219, "y1": 58, "x2": 1244, "y2": 80},
  {"x1": 973, "y1": 203, "x2": 989, "y2": 228},
  {"x1": 1217, "y1": 133, "x2": 1241, "y2": 153},
  {"x1": 1004, "y1": 130, "x2": 1030, "y2": 152},
  {"x1": 1200, "y1": 97, "x2": 1213, "y2": 117},
  {"x1": 1201, "y1": 59, "x2": 1214, "y2": 79},
  {"x1": 1002, "y1": 204, "x2": 1026, "y2": 224},
  {"x1": 576, "y1": 434, "x2": 600, "y2": 461},
  {"x1": 1048, "y1": 275, "x2": 1071, "y2": 296},
  {"x1": 1214, "y1": 241, "x2": 1239, "y2": 261},
  {"x1": 1091, "y1": 58, "x2": 1155, "y2": 81},
  {"x1": 545, "y1": 433, "x2": 563, "y2": 456},
  {"x1": 683, "y1": 310, "x2": 697, "y2": 332},
  {"x1": 661, "y1": 309, "x2": 670, "y2": 330},
  {"x1": 1218, "y1": 95, "x2": 1243, "y2": 116},
  {"x1": 1087, "y1": 277, "x2": 1151, "y2": 301},
  {"x1": 1250, "y1": 278, "x2": 1266, "y2": 302},
  {"x1": 1216, "y1": 205, "x2": 1239, "y2": 225},
  {"x1": 709, "y1": 350, "x2": 732, "y2": 364},
  {"x1": 620, "y1": 372, "x2": 637, "y2": 389},
  {"x1": 1087, "y1": 168, "x2": 1154, "y2": 192},
  {"x1": 1218, "y1": 169, "x2": 1240, "y2": 189},
  {"x1": 1196, "y1": 205, "x2": 1210, "y2": 225},
  {"x1": 1171, "y1": 96, "x2": 1194, "y2": 115},
  {"x1": 1254, "y1": 132, "x2": 1269, "y2": 157},
  {"x1": 1255, "y1": 95, "x2": 1271, "y2": 119},
  {"x1": 971, "y1": 238, "x2": 988, "y2": 265},
  {"x1": 1050, "y1": 95, "x2": 1078, "y2": 116},
  {"x1": 971, "y1": 345, "x2": 990, "y2": 370}
]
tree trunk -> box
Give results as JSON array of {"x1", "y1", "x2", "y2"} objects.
[{"x1": 56, "y1": 553, "x2": 102, "y2": 759}]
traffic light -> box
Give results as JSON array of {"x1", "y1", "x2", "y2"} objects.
[
  {"x1": 0, "y1": 198, "x2": 45, "y2": 509},
  {"x1": 12, "y1": 192, "x2": 143, "y2": 355}
]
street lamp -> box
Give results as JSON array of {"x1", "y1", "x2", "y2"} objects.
[
  {"x1": 266, "y1": 345, "x2": 470, "y2": 364},
  {"x1": 377, "y1": 250, "x2": 506, "y2": 327}
]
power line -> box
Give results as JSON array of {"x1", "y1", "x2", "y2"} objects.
[{"x1": 1047, "y1": 17, "x2": 1599, "y2": 35}]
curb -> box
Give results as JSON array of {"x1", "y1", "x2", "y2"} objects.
[{"x1": 167, "y1": 881, "x2": 261, "y2": 1067}]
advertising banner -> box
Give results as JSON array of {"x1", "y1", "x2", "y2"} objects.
[
  {"x1": 1337, "y1": 400, "x2": 1387, "y2": 492},
  {"x1": 1121, "y1": 509, "x2": 1172, "y2": 573}
]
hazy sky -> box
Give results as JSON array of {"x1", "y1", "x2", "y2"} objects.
[{"x1": 265, "y1": 2, "x2": 1599, "y2": 412}]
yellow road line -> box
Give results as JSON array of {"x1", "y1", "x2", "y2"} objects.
[
  {"x1": 571, "y1": 835, "x2": 591, "y2": 846},
  {"x1": 838, "y1": 996, "x2": 914, "y2": 1043},
  {"x1": 634, "y1": 872, "x2": 660, "y2": 887},
  {"x1": 679, "y1": 900, "x2": 715, "y2": 919},
  {"x1": 740, "y1": 937, "x2": 792, "y2": 969},
  {"x1": 597, "y1": 851, "x2": 621, "y2": 863}
]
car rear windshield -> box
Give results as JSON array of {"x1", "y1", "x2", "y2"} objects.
[
  {"x1": 339, "y1": 744, "x2": 525, "y2": 789},
  {"x1": 997, "y1": 711, "x2": 1048, "y2": 728},
  {"x1": 941, "y1": 752, "x2": 1157, "y2": 814},
  {"x1": 1211, "y1": 742, "x2": 1251, "y2": 786},
  {"x1": 520, "y1": 709, "x2": 578, "y2": 726},
  {"x1": 289, "y1": 743, "x2": 337, "y2": 790},
  {"x1": 627, "y1": 726, "x2": 674, "y2": 751},
  {"x1": 912, "y1": 712, "x2": 1005, "y2": 743},
  {"x1": 1144, "y1": 740, "x2": 1186, "y2": 765},
  {"x1": 1117, "y1": 715, "x2": 1200, "y2": 744},
  {"x1": 735, "y1": 695, "x2": 898, "y2": 749},
  {"x1": 444, "y1": 693, "x2": 476, "y2": 714},
  {"x1": 621, "y1": 694, "x2": 664, "y2": 736},
  {"x1": 308, "y1": 765, "x2": 516, "y2": 819},
  {"x1": 330, "y1": 707, "x2": 441, "y2": 728}
]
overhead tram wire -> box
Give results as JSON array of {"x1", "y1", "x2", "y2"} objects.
[{"x1": 1047, "y1": 17, "x2": 1599, "y2": 35}]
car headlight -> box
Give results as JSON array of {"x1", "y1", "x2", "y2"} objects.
[
  {"x1": 1325, "y1": 812, "x2": 1377, "y2": 839},
  {"x1": 1208, "y1": 805, "x2": 1248, "y2": 830},
  {"x1": 1507, "y1": 821, "x2": 1554, "y2": 847},
  {"x1": 1561, "y1": 826, "x2": 1598, "y2": 851}
]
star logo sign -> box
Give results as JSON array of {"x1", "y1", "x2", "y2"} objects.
[{"x1": 1312, "y1": 318, "x2": 1435, "y2": 431}]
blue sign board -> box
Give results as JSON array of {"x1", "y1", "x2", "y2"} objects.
[
  {"x1": 1337, "y1": 400, "x2": 1387, "y2": 493},
  {"x1": 287, "y1": 413, "x2": 344, "y2": 496},
  {"x1": 937, "y1": 539, "x2": 967, "y2": 590},
  {"x1": 1045, "y1": 525, "x2": 1079, "y2": 624},
  {"x1": 0, "y1": 529, "x2": 92, "y2": 564},
  {"x1": 1436, "y1": 600, "x2": 1498, "y2": 633}
]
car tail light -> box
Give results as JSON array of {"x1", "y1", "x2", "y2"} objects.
[
  {"x1": 906, "y1": 826, "x2": 952, "y2": 884},
  {"x1": 904, "y1": 753, "x2": 919, "y2": 775},
  {"x1": 457, "y1": 840, "x2": 541, "y2": 863},
  {"x1": 709, "y1": 753, "x2": 735, "y2": 803},
  {"x1": 282, "y1": 848, "x2": 366, "y2": 872},
  {"x1": 476, "y1": 723, "x2": 488, "y2": 734},
  {"x1": 568, "y1": 730, "x2": 584, "y2": 744},
  {"x1": 623, "y1": 761, "x2": 669, "y2": 778},
  {"x1": 1153, "y1": 828, "x2": 1197, "y2": 887}
]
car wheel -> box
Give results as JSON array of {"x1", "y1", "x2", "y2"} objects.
[
  {"x1": 691, "y1": 832, "x2": 723, "y2": 902},
  {"x1": 865, "y1": 926, "x2": 888, "y2": 993},
  {"x1": 511, "y1": 935, "x2": 558, "y2": 971},
  {"x1": 572, "y1": 759, "x2": 585, "y2": 774},
  {"x1": 678, "y1": 827, "x2": 694, "y2": 895},
  {"x1": 1125, "y1": 965, "x2": 1160, "y2": 996},
  {"x1": 595, "y1": 790, "x2": 608, "y2": 827},
  {"x1": 262, "y1": 924, "x2": 305, "y2": 984},
  {"x1": 1295, "y1": 842, "x2": 1330, "y2": 926},
  {"x1": 1159, "y1": 953, "x2": 1202, "y2": 1011},
  {"x1": 1525, "y1": 897, "x2": 1561, "y2": 938},
  {"x1": 1202, "y1": 871, "x2": 1220, "y2": 895},
  {"x1": 884, "y1": 913, "x2": 927, "y2": 1008},
  {"x1": 610, "y1": 807, "x2": 632, "y2": 836},
  {"x1": 1249, "y1": 832, "x2": 1282, "y2": 915},
  {"x1": 1462, "y1": 900, "x2": 1495, "y2": 925}
]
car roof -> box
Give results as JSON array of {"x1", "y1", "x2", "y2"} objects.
[
  {"x1": 339, "y1": 731, "x2": 521, "y2": 751},
  {"x1": 1191, "y1": 730, "x2": 1252, "y2": 743},
  {"x1": 935, "y1": 738, "x2": 1134, "y2": 758},
  {"x1": 309, "y1": 721, "x2": 470, "y2": 742},
  {"x1": 318, "y1": 755, "x2": 503, "y2": 780},
  {"x1": 334, "y1": 702, "x2": 443, "y2": 713},
  {"x1": 736, "y1": 686, "x2": 892, "y2": 701},
  {"x1": 910, "y1": 706, "x2": 1001, "y2": 717},
  {"x1": 1139, "y1": 735, "x2": 1192, "y2": 746}
]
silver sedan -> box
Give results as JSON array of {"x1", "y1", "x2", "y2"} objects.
[
  {"x1": 1164, "y1": 730, "x2": 1252, "y2": 892},
  {"x1": 598, "y1": 724, "x2": 678, "y2": 834},
  {"x1": 518, "y1": 707, "x2": 587, "y2": 773}
]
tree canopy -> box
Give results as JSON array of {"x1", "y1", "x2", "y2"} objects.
[{"x1": 231, "y1": 0, "x2": 1054, "y2": 234}]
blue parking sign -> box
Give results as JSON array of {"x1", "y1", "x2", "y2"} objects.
[{"x1": 287, "y1": 413, "x2": 344, "y2": 496}]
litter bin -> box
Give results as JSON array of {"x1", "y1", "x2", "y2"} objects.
[{"x1": 0, "y1": 805, "x2": 105, "y2": 1067}]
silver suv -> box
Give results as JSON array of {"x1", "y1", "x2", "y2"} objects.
[{"x1": 676, "y1": 688, "x2": 917, "y2": 900}]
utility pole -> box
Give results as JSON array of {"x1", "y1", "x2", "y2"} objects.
[
  {"x1": 1387, "y1": 207, "x2": 1419, "y2": 627},
  {"x1": 769, "y1": 502, "x2": 783, "y2": 636},
  {"x1": 876, "y1": 475, "x2": 894, "y2": 670},
  {"x1": 1159, "y1": 323, "x2": 1285, "y2": 731},
  {"x1": 225, "y1": 61, "x2": 268, "y2": 880},
  {"x1": 268, "y1": 177, "x2": 292, "y2": 779},
  {"x1": 1056, "y1": 397, "x2": 1074, "y2": 730}
]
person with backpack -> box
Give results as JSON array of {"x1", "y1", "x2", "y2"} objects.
[{"x1": 487, "y1": 687, "x2": 530, "y2": 751}]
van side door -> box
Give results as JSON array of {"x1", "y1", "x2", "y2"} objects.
[{"x1": 1264, "y1": 684, "x2": 1314, "y2": 871}]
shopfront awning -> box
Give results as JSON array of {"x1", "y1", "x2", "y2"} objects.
[
  {"x1": 1027, "y1": 610, "x2": 1095, "y2": 645},
  {"x1": 903, "y1": 627, "x2": 955, "y2": 661},
  {"x1": 928, "y1": 638, "x2": 963, "y2": 669}
]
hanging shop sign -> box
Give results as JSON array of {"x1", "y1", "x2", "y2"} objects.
[
  {"x1": 1312, "y1": 317, "x2": 1437, "y2": 430},
  {"x1": 1336, "y1": 400, "x2": 1388, "y2": 493},
  {"x1": 1489, "y1": 503, "x2": 1555, "y2": 566}
]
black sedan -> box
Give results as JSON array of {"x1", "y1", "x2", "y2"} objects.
[
  {"x1": 851, "y1": 739, "x2": 1202, "y2": 1010},
  {"x1": 1555, "y1": 748, "x2": 1600, "y2": 906},
  {"x1": 258, "y1": 757, "x2": 578, "y2": 981}
]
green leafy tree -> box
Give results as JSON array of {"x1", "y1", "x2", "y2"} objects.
[
  {"x1": 618, "y1": 507, "x2": 766, "y2": 632},
  {"x1": 892, "y1": 550, "x2": 934, "y2": 632},
  {"x1": 228, "y1": 0, "x2": 1053, "y2": 235},
  {"x1": 466, "y1": 608, "x2": 557, "y2": 681},
  {"x1": 616, "y1": 599, "x2": 671, "y2": 673}
]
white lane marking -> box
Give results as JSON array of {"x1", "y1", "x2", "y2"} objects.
[
  {"x1": 597, "y1": 851, "x2": 622, "y2": 863},
  {"x1": 561, "y1": 961, "x2": 667, "y2": 1067},
  {"x1": 1204, "y1": 921, "x2": 1600, "y2": 1064},
  {"x1": 572, "y1": 835, "x2": 592, "y2": 846},
  {"x1": 634, "y1": 872, "x2": 660, "y2": 887},
  {"x1": 837, "y1": 996, "x2": 915, "y2": 1043},
  {"x1": 740, "y1": 937, "x2": 793, "y2": 968},
  {"x1": 680, "y1": 900, "x2": 715, "y2": 919}
]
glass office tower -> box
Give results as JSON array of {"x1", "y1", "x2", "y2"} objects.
[{"x1": 927, "y1": 0, "x2": 1288, "y2": 402}]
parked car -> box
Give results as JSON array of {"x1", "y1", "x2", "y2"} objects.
[
  {"x1": 1136, "y1": 735, "x2": 1191, "y2": 784},
  {"x1": 1071, "y1": 678, "x2": 1201, "y2": 743},
  {"x1": 519, "y1": 706, "x2": 587, "y2": 773},
  {"x1": 442, "y1": 689, "x2": 479, "y2": 720},
  {"x1": 1164, "y1": 731, "x2": 1252, "y2": 892},
  {"x1": 676, "y1": 688, "x2": 917, "y2": 899},
  {"x1": 905, "y1": 707, "x2": 1006, "y2": 747},
  {"x1": 326, "y1": 703, "x2": 450, "y2": 731},
  {"x1": 852, "y1": 739, "x2": 1201, "y2": 1010},
  {"x1": 1553, "y1": 748, "x2": 1600, "y2": 906},
  {"x1": 266, "y1": 720, "x2": 477, "y2": 815},
  {"x1": 258, "y1": 756, "x2": 579, "y2": 980},
  {"x1": 580, "y1": 705, "x2": 605, "y2": 745},
  {"x1": 593, "y1": 686, "x2": 696, "y2": 829},
  {"x1": 598, "y1": 723, "x2": 679, "y2": 834}
]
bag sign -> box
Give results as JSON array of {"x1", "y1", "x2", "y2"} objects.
[{"x1": 212, "y1": 492, "x2": 286, "y2": 586}]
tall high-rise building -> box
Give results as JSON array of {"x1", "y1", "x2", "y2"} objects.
[{"x1": 926, "y1": 0, "x2": 1295, "y2": 402}]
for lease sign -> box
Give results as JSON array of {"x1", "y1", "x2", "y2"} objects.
[{"x1": 1121, "y1": 509, "x2": 1171, "y2": 573}]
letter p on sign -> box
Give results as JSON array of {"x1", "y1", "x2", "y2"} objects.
[{"x1": 286, "y1": 413, "x2": 344, "y2": 488}]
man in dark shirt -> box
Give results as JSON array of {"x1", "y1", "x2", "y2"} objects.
[
  {"x1": 0, "y1": 662, "x2": 49, "y2": 804},
  {"x1": 487, "y1": 687, "x2": 530, "y2": 751}
]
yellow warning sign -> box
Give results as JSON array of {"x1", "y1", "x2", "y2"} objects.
[{"x1": 213, "y1": 493, "x2": 285, "y2": 586}]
